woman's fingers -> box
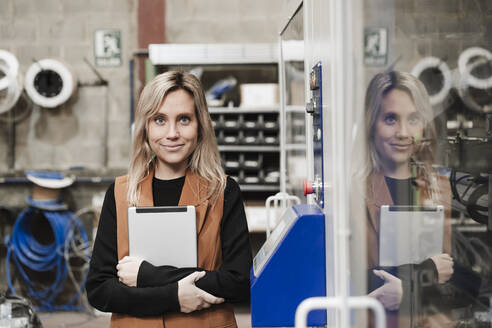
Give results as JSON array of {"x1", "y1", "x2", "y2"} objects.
[
  {"x1": 435, "y1": 253, "x2": 453, "y2": 262},
  {"x1": 178, "y1": 272, "x2": 221, "y2": 313},
  {"x1": 430, "y1": 253, "x2": 454, "y2": 283},
  {"x1": 443, "y1": 254, "x2": 453, "y2": 263},
  {"x1": 199, "y1": 290, "x2": 224, "y2": 304},
  {"x1": 193, "y1": 270, "x2": 206, "y2": 282},
  {"x1": 118, "y1": 256, "x2": 131, "y2": 264},
  {"x1": 369, "y1": 270, "x2": 403, "y2": 311},
  {"x1": 368, "y1": 287, "x2": 381, "y2": 298},
  {"x1": 182, "y1": 270, "x2": 206, "y2": 284},
  {"x1": 373, "y1": 269, "x2": 398, "y2": 283}
]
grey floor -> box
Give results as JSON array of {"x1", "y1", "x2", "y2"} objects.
[{"x1": 38, "y1": 305, "x2": 252, "y2": 328}]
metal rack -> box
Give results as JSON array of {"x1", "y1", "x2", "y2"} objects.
[{"x1": 212, "y1": 109, "x2": 280, "y2": 189}]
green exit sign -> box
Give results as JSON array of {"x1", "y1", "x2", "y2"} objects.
[{"x1": 94, "y1": 29, "x2": 122, "y2": 67}]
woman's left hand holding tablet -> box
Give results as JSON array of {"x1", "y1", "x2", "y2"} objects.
[{"x1": 117, "y1": 256, "x2": 144, "y2": 287}]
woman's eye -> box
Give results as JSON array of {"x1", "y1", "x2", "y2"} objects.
[
  {"x1": 180, "y1": 116, "x2": 191, "y2": 124},
  {"x1": 154, "y1": 117, "x2": 165, "y2": 124},
  {"x1": 409, "y1": 114, "x2": 421, "y2": 125},
  {"x1": 383, "y1": 114, "x2": 396, "y2": 125}
]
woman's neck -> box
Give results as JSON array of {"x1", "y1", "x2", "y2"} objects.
[
  {"x1": 154, "y1": 161, "x2": 187, "y2": 180},
  {"x1": 381, "y1": 163, "x2": 412, "y2": 179}
]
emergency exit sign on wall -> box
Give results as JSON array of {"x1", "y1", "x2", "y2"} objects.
[
  {"x1": 364, "y1": 27, "x2": 387, "y2": 66},
  {"x1": 94, "y1": 29, "x2": 122, "y2": 67}
]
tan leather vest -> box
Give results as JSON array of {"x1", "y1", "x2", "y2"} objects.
[{"x1": 110, "y1": 169, "x2": 237, "y2": 328}]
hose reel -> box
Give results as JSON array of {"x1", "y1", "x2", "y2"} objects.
[
  {"x1": 456, "y1": 47, "x2": 492, "y2": 113},
  {"x1": 25, "y1": 59, "x2": 77, "y2": 108},
  {"x1": 411, "y1": 56, "x2": 453, "y2": 106},
  {"x1": 0, "y1": 50, "x2": 23, "y2": 115}
]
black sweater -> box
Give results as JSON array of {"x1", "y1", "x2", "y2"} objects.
[{"x1": 86, "y1": 176, "x2": 252, "y2": 317}]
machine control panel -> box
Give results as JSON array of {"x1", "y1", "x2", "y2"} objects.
[
  {"x1": 306, "y1": 62, "x2": 325, "y2": 208},
  {"x1": 310, "y1": 68, "x2": 320, "y2": 90},
  {"x1": 250, "y1": 205, "x2": 326, "y2": 327},
  {"x1": 252, "y1": 207, "x2": 298, "y2": 276}
]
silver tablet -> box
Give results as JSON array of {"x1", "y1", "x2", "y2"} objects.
[
  {"x1": 379, "y1": 205, "x2": 444, "y2": 266},
  {"x1": 128, "y1": 206, "x2": 197, "y2": 267}
]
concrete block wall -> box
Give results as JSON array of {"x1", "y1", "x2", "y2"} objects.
[
  {"x1": 0, "y1": 0, "x2": 137, "y2": 174},
  {"x1": 364, "y1": 0, "x2": 492, "y2": 81},
  {"x1": 165, "y1": 0, "x2": 286, "y2": 43}
]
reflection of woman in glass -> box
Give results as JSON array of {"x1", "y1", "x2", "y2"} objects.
[{"x1": 363, "y1": 71, "x2": 456, "y2": 327}]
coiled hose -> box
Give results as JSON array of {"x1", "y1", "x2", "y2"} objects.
[{"x1": 5, "y1": 197, "x2": 90, "y2": 311}]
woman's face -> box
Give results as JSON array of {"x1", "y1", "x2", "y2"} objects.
[
  {"x1": 147, "y1": 89, "x2": 198, "y2": 178},
  {"x1": 373, "y1": 88, "x2": 424, "y2": 173}
]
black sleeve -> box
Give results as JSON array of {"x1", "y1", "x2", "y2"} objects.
[
  {"x1": 85, "y1": 183, "x2": 180, "y2": 316},
  {"x1": 420, "y1": 262, "x2": 482, "y2": 310},
  {"x1": 137, "y1": 262, "x2": 198, "y2": 288},
  {"x1": 398, "y1": 260, "x2": 481, "y2": 310},
  {"x1": 368, "y1": 259, "x2": 438, "y2": 291},
  {"x1": 138, "y1": 177, "x2": 253, "y2": 303}
]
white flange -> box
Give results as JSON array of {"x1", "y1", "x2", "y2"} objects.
[
  {"x1": 0, "y1": 62, "x2": 23, "y2": 115},
  {"x1": 458, "y1": 47, "x2": 492, "y2": 90},
  {"x1": 0, "y1": 50, "x2": 19, "y2": 91},
  {"x1": 454, "y1": 67, "x2": 492, "y2": 113},
  {"x1": 411, "y1": 56, "x2": 452, "y2": 106},
  {"x1": 25, "y1": 58, "x2": 76, "y2": 108}
]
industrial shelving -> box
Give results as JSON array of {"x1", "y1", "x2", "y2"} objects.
[{"x1": 211, "y1": 107, "x2": 280, "y2": 191}]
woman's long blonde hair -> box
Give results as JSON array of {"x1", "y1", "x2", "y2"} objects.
[
  {"x1": 127, "y1": 71, "x2": 226, "y2": 206},
  {"x1": 364, "y1": 70, "x2": 440, "y2": 199}
]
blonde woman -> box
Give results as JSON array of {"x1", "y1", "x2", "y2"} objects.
[
  {"x1": 86, "y1": 71, "x2": 252, "y2": 328},
  {"x1": 363, "y1": 70, "x2": 455, "y2": 327}
]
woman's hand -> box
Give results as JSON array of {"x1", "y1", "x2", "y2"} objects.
[
  {"x1": 368, "y1": 270, "x2": 403, "y2": 311},
  {"x1": 430, "y1": 253, "x2": 454, "y2": 283},
  {"x1": 178, "y1": 271, "x2": 224, "y2": 313},
  {"x1": 116, "y1": 256, "x2": 144, "y2": 287}
]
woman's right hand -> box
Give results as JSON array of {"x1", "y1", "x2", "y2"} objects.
[
  {"x1": 430, "y1": 253, "x2": 454, "y2": 283},
  {"x1": 177, "y1": 271, "x2": 224, "y2": 313}
]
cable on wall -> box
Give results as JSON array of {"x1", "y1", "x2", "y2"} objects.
[
  {"x1": 5, "y1": 197, "x2": 90, "y2": 312},
  {"x1": 24, "y1": 59, "x2": 77, "y2": 108}
]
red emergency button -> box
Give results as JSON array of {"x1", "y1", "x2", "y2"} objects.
[{"x1": 303, "y1": 180, "x2": 314, "y2": 196}]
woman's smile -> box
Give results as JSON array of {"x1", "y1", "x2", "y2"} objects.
[
  {"x1": 161, "y1": 144, "x2": 184, "y2": 151},
  {"x1": 390, "y1": 143, "x2": 412, "y2": 151}
]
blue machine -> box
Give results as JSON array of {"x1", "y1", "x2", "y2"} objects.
[{"x1": 251, "y1": 204, "x2": 326, "y2": 327}]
